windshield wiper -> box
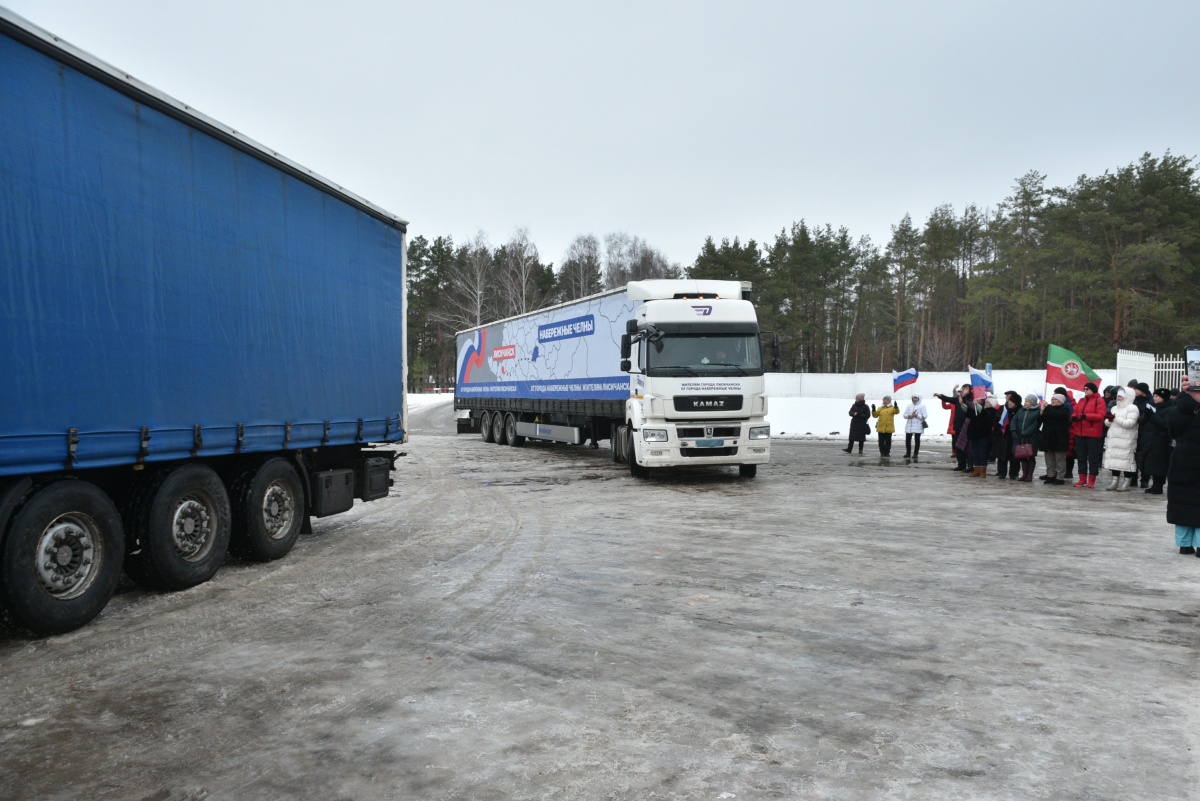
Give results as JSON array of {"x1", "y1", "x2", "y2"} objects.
[{"x1": 705, "y1": 363, "x2": 751, "y2": 375}]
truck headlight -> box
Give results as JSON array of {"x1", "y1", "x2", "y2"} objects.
[
  {"x1": 642, "y1": 428, "x2": 668, "y2": 442},
  {"x1": 749, "y1": 426, "x2": 771, "y2": 440}
]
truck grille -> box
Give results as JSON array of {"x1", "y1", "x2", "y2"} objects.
[
  {"x1": 679, "y1": 447, "x2": 739, "y2": 458},
  {"x1": 677, "y1": 426, "x2": 740, "y2": 438},
  {"x1": 673, "y1": 395, "x2": 743, "y2": 412}
]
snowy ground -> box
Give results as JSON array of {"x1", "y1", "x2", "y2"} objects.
[{"x1": 1, "y1": 394, "x2": 1196, "y2": 801}]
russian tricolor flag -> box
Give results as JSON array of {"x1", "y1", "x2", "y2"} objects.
[
  {"x1": 892, "y1": 367, "x2": 919, "y2": 393},
  {"x1": 969, "y1": 364, "x2": 993, "y2": 399}
]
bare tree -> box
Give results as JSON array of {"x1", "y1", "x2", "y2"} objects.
[
  {"x1": 604, "y1": 232, "x2": 676, "y2": 288},
  {"x1": 921, "y1": 327, "x2": 965, "y2": 371},
  {"x1": 496, "y1": 228, "x2": 547, "y2": 316},
  {"x1": 436, "y1": 231, "x2": 493, "y2": 332},
  {"x1": 559, "y1": 234, "x2": 603, "y2": 300}
]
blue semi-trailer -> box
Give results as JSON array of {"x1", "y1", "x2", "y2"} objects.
[{"x1": 0, "y1": 9, "x2": 408, "y2": 635}]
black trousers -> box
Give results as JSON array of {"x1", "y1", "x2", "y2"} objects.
[
  {"x1": 1075, "y1": 435, "x2": 1103, "y2": 476},
  {"x1": 878, "y1": 432, "x2": 892, "y2": 455},
  {"x1": 904, "y1": 432, "x2": 921, "y2": 457}
]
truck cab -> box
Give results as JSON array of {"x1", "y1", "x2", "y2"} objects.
[{"x1": 620, "y1": 280, "x2": 771, "y2": 478}]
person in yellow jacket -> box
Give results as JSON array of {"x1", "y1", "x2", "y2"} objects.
[{"x1": 872, "y1": 395, "x2": 900, "y2": 457}]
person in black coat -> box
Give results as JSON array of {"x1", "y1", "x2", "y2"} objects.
[
  {"x1": 1142, "y1": 388, "x2": 1174, "y2": 495},
  {"x1": 964, "y1": 396, "x2": 999, "y2": 477},
  {"x1": 933, "y1": 385, "x2": 973, "y2": 471},
  {"x1": 993, "y1": 393, "x2": 1021, "y2": 479},
  {"x1": 1132, "y1": 381, "x2": 1153, "y2": 487},
  {"x1": 1038, "y1": 393, "x2": 1072, "y2": 484},
  {"x1": 1168, "y1": 375, "x2": 1200, "y2": 554},
  {"x1": 844, "y1": 393, "x2": 871, "y2": 454}
]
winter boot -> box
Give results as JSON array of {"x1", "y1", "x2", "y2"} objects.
[
  {"x1": 1019, "y1": 463, "x2": 1033, "y2": 482},
  {"x1": 1105, "y1": 473, "x2": 1120, "y2": 491},
  {"x1": 1086, "y1": 474, "x2": 1097, "y2": 489},
  {"x1": 1115, "y1": 476, "x2": 1131, "y2": 491},
  {"x1": 1146, "y1": 476, "x2": 1164, "y2": 495},
  {"x1": 1073, "y1": 474, "x2": 1088, "y2": 487}
]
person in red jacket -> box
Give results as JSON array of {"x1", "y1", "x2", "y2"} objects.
[{"x1": 1072, "y1": 381, "x2": 1108, "y2": 488}]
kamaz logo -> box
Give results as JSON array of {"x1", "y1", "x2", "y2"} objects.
[
  {"x1": 694, "y1": 400, "x2": 725, "y2": 407},
  {"x1": 692, "y1": 305, "x2": 712, "y2": 316}
]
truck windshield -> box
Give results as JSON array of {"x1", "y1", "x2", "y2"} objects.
[{"x1": 646, "y1": 334, "x2": 763, "y2": 376}]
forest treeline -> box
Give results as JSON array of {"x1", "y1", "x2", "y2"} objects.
[{"x1": 406, "y1": 151, "x2": 1200, "y2": 389}]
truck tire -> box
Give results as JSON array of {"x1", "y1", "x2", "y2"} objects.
[
  {"x1": 229, "y1": 458, "x2": 305, "y2": 562},
  {"x1": 739, "y1": 464, "x2": 758, "y2": 479},
  {"x1": 627, "y1": 431, "x2": 650, "y2": 479},
  {"x1": 504, "y1": 413, "x2": 525, "y2": 447},
  {"x1": 492, "y1": 411, "x2": 508, "y2": 445},
  {"x1": 0, "y1": 480, "x2": 124, "y2": 636},
  {"x1": 480, "y1": 411, "x2": 494, "y2": 443},
  {"x1": 123, "y1": 463, "x2": 231, "y2": 591}
]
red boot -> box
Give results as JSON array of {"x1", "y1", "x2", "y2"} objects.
[
  {"x1": 1073, "y1": 474, "x2": 1088, "y2": 487},
  {"x1": 1086, "y1": 474, "x2": 1097, "y2": 489}
]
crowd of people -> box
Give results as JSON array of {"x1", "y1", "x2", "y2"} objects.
[{"x1": 845, "y1": 375, "x2": 1200, "y2": 555}]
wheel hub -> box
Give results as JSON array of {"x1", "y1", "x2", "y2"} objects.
[
  {"x1": 172, "y1": 497, "x2": 213, "y2": 560},
  {"x1": 261, "y1": 481, "x2": 295, "y2": 539},
  {"x1": 35, "y1": 516, "x2": 97, "y2": 600}
]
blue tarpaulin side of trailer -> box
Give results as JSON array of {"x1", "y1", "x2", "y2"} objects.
[{"x1": 0, "y1": 34, "x2": 405, "y2": 475}]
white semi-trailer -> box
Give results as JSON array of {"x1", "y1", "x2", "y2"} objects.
[{"x1": 454, "y1": 280, "x2": 774, "y2": 477}]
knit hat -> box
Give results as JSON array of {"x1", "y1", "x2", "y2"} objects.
[
  {"x1": 1117, "y1": 387, "x2": 1128, "y2": 399},
  {"x1": 1128, "y1": 379, "x2": 1139, "y2": 388},
  {"x1": 1051, "y1": 393, "x2": 1067, "y2": 404},
  {"x1": 1083, "y1": 382, "x2": 1098, "y2": 392},
  {"x1": 1135, "y1": 382, "x2": 1151, "y2": 395},
  {"x1": 1024, "y1": 393, "x2": 1038, "y2": 405}
]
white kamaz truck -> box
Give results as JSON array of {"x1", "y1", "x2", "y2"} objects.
[{"x1": 454, "y1": 279, "x2": 774, "y2": 477}]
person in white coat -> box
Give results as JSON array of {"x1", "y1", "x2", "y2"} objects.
[
  {"x1": 1103, "y1": 386, "x2": 1140, "y2": 491},
  {"x1": 901, "y1": 394, "x2": 928, "y2": 460}
]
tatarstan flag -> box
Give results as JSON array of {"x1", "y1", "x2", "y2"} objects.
[{"x1": 1046, "y1": 344, "x2": 1101, "y2": 393}]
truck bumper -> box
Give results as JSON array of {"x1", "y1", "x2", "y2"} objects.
[{"x1": 634, "y1": 420, "x2": 771, "y2": 467}]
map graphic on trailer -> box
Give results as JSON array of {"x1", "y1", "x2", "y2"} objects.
[{"x1": 456, "y1": 291, "x2": 640, "y2": 400}]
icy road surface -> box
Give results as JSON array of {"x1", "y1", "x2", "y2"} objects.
[{"x1": 1, "y1": 396, "x2": 1197, "y2": 800}]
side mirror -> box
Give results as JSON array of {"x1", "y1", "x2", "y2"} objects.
[
  {"x1": 625, "y1": 319, "x2": 639, "y2": 335},
  {"x1": 762, "y1": 331, "x2": 782, "y2": 372},
  {"x1": 620, "y1": 334, "x2": 632, "y2": 360},
  {"x1": 620, "y1": 359, "x2": 632, "y2": 372}
]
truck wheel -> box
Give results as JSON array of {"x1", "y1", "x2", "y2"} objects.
[
  {"x1": 480, "y1": 411, "x2": 494, "y2": 443},
  {"x1": 505, "y1": 414, "x2": 525, "y2": 447},
  {"x1": 229, "y1": 458, "x2": 305, "y2": 562},
  {"x1": 0, "y1": 480, "x2": 124, "y2": 636},
  {"x1": 492, "y1": 411, "x2": 508, "y2": 445},
  {"x1": 123, "y1": 463, "x2": 231, "y2": 591},
  {"x1": 739, "y1": 464, "x2": 758, "y2": 479},
  {"x1": 627, "y1": 431, "x2": 650, "y2": 479}
]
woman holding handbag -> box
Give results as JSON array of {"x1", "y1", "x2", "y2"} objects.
[
  {"x1": 1012, "y1": 394, "x2": 1041, "y2": 482},
  {"x1": 901, "y1": 394, "x2": 928, "y2": 460}
]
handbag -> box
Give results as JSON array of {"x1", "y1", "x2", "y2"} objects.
[
  {"x1": 921, "y1": 419, "x2": 929, "y2": 430},
  {"x1": 1014, "y1": 442, "x2": 1034, "y2": 459}
]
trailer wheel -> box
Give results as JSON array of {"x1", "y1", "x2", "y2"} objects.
[
  {"x1": 627, "y1": 431, "x2": 650, "y2": 479},
  {"x1": 229, "y1": 458, "x2": 305, "y2": 562},
  {"x1": 505, "y1": 414, "x2": 525, "y2": 447},
  {"x1": 0, "y1": 480, "x2": 124, "y2": 636},
  {"x1": 739, "y1": 464, "x2": 758, "y2": 479},
  {"x1": 492, "y1": 411, "x2": 508, "y2": 445},
  {"x1": 123, "y1": 463, "x2": 231, "y2": 591},
  {"x1": 480, "y1": 411, "x2": 494, "y2": 443}
]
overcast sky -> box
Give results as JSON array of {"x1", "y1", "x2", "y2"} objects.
[{"x1": 8, "y1": 1, "x2": 1199, "y2": 268}]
